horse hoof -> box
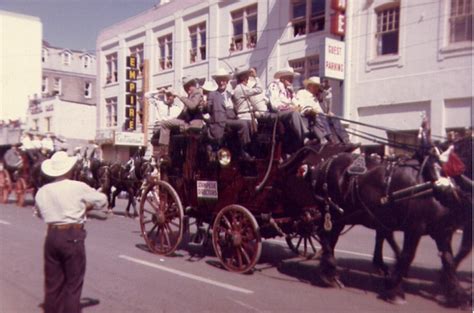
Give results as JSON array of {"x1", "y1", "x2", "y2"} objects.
[
  {"x1": 386, "y1": 295, "x2": 407, "y2": 305},
  {"x1": 384, "y1": 291, "x2": 407, "y2": 305},
  {"x1": 320, "y1": 275, "x2": 344, "y2": 288}
]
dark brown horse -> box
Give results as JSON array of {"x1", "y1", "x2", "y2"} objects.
[
  {"x1": 100, "y1": 156, "x2": 155, "y2": 217},
  {"x1": 372, "y1": 136, "x2": 473, "y2": 274},
  {"x1": 308, "y1": 147, "x2": 470, "y2": 307}
]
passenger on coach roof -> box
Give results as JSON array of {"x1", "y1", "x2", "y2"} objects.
[
  {"x1": 154, "y1": 76, "x2": 204, "y2": 157},
  {"x1": 232, "y1": 66, "x2": 264, "y2": 134},
  {"x1": 294, "y1": 76, "x2": 333, "y2": 144},
  {"x1": 207, "y1": 68, "x2": 255, "y2": 161},
  {"x1": 267, "y1": 66, "x2": 306, "y2": 153},
  {"x1": 317, "y1": 78, "x2": 352, "y2": 145}
]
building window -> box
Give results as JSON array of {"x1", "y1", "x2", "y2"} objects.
[
  {"x1": 105, "y1": 97, "x2": 117, "y2": 127},
  {"x1": 84, "y1": 82, "x2": 92, "y2": 98},
  {"x1": 45, "y1": 117, "x2": 51, "y2": 132},
  {"x1": 189, "y1": 22, "x2": 206, "y2": 64},
  {"x1": 42, "y1": 76, "x2": 48, "y2": 93},
  {"x1": 230, "y1": 4, "x2": 258, "y2": 52},
  {"x1": 289, "y1": 55, "x2": 320, "y2": 87},
  {"x1": 42, "y1": 48, "x2": 48, "y2": 63},
  {"x1": 375, "y1": 6, "x2": 400, "y2": 56},
  {"x1": 106, "y1": 53, "x2": 118, "y2": 84},
  {"x1": 33, "y1": 119, "x2": 39, "y2": 131},
  {"x1": 53, "y1": 78, "x2": 61, "y2": 95},
  {"x1": 449, "y1": 0, "x2": 473, "y2": 43},
  {"x1": 129, "y1": 44, "x2": 144, "y2": 75},
  {"x1": 158, "y1": 34, "x2": 173, "y2": 70},
  {"x1": 291, "y1": 0, "x2": 326, "y2": 37},
  {"x1": 83, "y1": 55, "x2": 90, "y2": 68},
  {"x1": 387, "y1": 131, "x2": 417, "y2": 157},
  {"x1": 62, "y1": 51, "x2": 72, "y2": 66}
]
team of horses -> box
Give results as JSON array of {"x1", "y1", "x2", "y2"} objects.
[{"x1": 3, "y1": 121, "x2": 472, "y2": 308}]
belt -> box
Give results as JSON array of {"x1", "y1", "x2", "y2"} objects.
[{"x1": 48, "y1": 223, "x2": 84, "y2": 230}]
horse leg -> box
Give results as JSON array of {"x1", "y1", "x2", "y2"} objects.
[
  {"x1": 111, "y1": 188, "x2": 120, "y2": 213},
  {"x1": 373, "y1": 230, "x2": 388, "y2": 276},
  {"x1": 384, "y1": 230, "x2": 422, "y2": 305},
  {"x1": 373, "y1": 230, "x2": 401, "y2": 276},
  {"x1": 128, "y1": 187, "x2": 138, "y2": 218},
  {"x1": 318, "y1": 225, "x2": 344, "y2": 288},
  {"x1": 453, "y1": 222, "x2": 472, "y2": 270},
  {"x1": 434, "y1": 232, "x2": 471, "y2": 307}
]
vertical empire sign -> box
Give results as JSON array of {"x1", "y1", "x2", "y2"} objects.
[{"x1": 125, "y1": 56, "x2": 138, "y2": 131}]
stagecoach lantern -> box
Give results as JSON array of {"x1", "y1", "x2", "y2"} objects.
[{"x1": 217, "y1": 148, "x2": 231, "y2": 167}]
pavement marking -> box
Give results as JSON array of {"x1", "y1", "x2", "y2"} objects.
[
  {"x1": 228, "y1": 297, "x2": 263, "y2": 312},
  {"x1": 0, "y1": 220, "x2": 11, "y2": 225},
  {"x1": 266, "y1": 238, "x2": 396, "y2": 262},
  {"x1": 118, "y1": 254, "x2": 254, "y2": 294}
]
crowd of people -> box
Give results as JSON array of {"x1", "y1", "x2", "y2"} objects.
[{"x1": 147, "y1": 65, "x2": 357, "y2": 161}]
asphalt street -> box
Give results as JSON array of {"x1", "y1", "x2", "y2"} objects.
[{"x1": 0, "y1": 197, "x2": 472, "y2": 313}]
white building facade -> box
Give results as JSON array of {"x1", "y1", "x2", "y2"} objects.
[
  {"x1": 26, "y1": 41, "x2": 97, "y2": 148},
  {"x1": 345, "y1": 0, "x2": 473, "y2": 154},
  {"x1": 96, "y1": 0, "x2": 345, "y2": 161},
  {"x1": 0, "y1": 10, "x2": 42, "y2": 121}
]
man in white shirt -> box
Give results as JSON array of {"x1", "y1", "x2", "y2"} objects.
[
  {"x1": 294, "y1": 76, "x2": 331, "y2": 144},
  {"x1": 267, "y1": 66, "x2": 307, "y2": 153},
  {"x1": 35, "y1": 151, "x2": 107, "y2": 313},
  {"x1": 146, "y1": 87, "x2": 183, "y2": 126}
]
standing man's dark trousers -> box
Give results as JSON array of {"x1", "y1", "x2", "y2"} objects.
[{"x1": 44, "y1": 227, "x2": 86, "y2": 313}]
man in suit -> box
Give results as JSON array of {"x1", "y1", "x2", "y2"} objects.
[{"x1": 207, "y1": 68, "x2": 254, "y2": 161}]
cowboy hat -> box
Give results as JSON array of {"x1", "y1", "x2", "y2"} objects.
[
  {"x1": 211, "y1": 68, "x2": 232, "y2": 80},
  {"x1": 274, "y1": 67, "x2": 297, "y2": 79},
  {"x1": 182, "y1": 76, "x2": 197, "y2": 88},
  {"x1": 303, "y1": 76, "x2": 321, "y2": 87},
  {"x1": 202, "y1": 80, "x2": 218, "y2": 92},
  {"x1": 41, "y1": 151, "x2": 77, "y2": 177},
  {"x1": 234, "y1": 66, "x2": 251, "y2": 77}
]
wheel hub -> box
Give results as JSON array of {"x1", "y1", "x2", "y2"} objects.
[
  {"x1": 231, "y1": 232, "x2": 242, "y2": 246},
  {"x1": 157, "y1": 211, "x2": 166, "y2": 224}
]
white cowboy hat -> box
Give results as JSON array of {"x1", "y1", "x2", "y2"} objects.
[
  {"x1": 182, "y1": 76, "x2": 197, "y2": 87},
  {"x1": 41, "y1": 151, "x2": 77, "y2": 177},
  {"x1": 234, "y1": 66, "x2": 251, "y2": 77},
  {"x1": 202, "y1": 80, "x2": 218, "y2": 92},
  {"x1": 303, "y1": 76, "x2": 321, "y2": 87},
  {"x1": 211, "y1": 68, "x2": 232, "y2": 80},
  {"x1": 274, "y1": 67, "x2": 297, "y2": 79}
]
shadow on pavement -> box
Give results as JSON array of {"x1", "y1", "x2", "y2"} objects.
[{"x1": 276, "y1": 255, "x2": 473, "y2": 308}]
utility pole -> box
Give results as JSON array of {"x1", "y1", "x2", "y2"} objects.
[{"x1": 142, "y1": 59, "x2": 149, "y2": 148}]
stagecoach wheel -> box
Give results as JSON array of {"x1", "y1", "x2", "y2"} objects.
[
  {"x1": 15, "y1": 178, "x2": 27, "y2": 207},
  {"x1": 212, "y1": 205, "x2": 262, "y2": 274},
  {"x1": 285, "y1": 231, "x2": 320, "y2": 258},
  {"x1": 139, "y1": 180, "x2": 184, "y2": 255},
  {"x1": 0, "y1": 170, "x2": 11, "y2": 203}
]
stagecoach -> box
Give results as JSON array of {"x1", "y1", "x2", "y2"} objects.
[
  {"x1": 0, "y1": 129, "x2": 49, "y2": 206},
  {"x1": 138, "y1": 118, "x2": 346, "y2": 273}
]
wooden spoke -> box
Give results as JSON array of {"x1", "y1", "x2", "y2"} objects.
[
  {"x1": 139, "y1": 180, "x2": 183, "y2": 256},
  {"x1": 212, "y1": 205, "x2": 261, "y2": 274}
]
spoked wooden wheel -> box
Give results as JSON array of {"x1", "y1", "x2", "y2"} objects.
[
  {"x1": 212, "y1": 205, "x2": 261, "y2": 273},
  {"x1": 285, "y1": 231, "x2": 320, "y2": 258},
  {"x1": 0, "y1": 170, "x2": 11, "y2": 203},
  {"x1": 15, "y1": 178, "x2": 27, "y2": 207},
  {"x1": 285, "y1": 211, "x2": 320, "y2": 258},
  {"x1": 139, "y1": 180, "x2": 184, "y2": 255}
]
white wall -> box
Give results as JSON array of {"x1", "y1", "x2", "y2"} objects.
[
  {"x1": 347, "y1": 0, "x2": 473, "y2": 142},
  {"x1": 0, "y1": 10, "x2": 42, "y2": 121}
]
